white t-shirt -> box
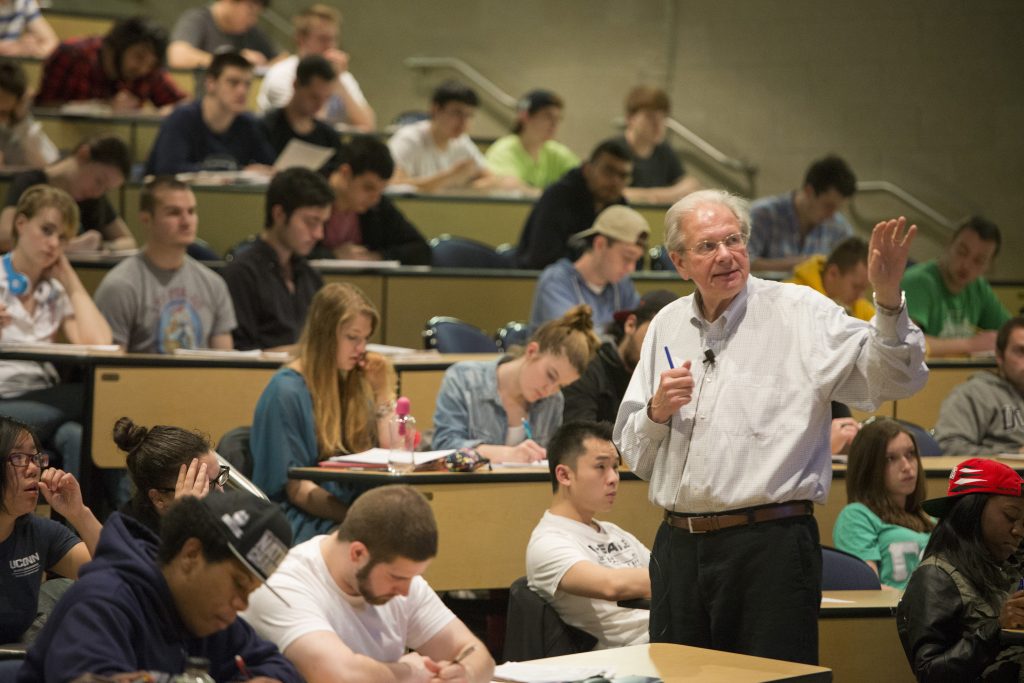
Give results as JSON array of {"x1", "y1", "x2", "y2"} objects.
[
  {"x1": 0, "y1": 268, "x2": 70, "y2": 397},
  {"x1": 241, "y1": 536, "x2": 455, "y2": 661},
  {"x1": 257, "y1": 54, "x2": 368, "y2": 124},
  {"x1": 526, "y1": 510, "x2": 651, "y2": 650},
  {"x1": 387, "y1": 120, "x2": 486, "y2": 180}
]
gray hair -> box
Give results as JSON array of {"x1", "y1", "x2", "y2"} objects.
[{"x1": 664, "y1": 189, "x2": 751, "y2": 254}]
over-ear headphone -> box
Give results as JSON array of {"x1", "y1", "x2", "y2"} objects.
[{"x1": 3, "y1": 253, "x2": 29, "y2": 296}]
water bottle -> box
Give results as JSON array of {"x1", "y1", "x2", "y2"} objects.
[
  {"x1": 171, "y1": 657, "x2": 215, "y2": 683},
  {"x1": 388, "y1": 396, "x2": 418, "y2": 474}
]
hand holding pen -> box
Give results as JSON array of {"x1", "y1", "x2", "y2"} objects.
[{"x1": 647, "y1": 346, "x2": 694, "y2": 424}]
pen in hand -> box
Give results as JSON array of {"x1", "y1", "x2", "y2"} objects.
[
  {"x1": 452, "y1": 644, "x2": 476, "y2": 665},
  {"x1": 521, "y1": 418, "x2": 534, "y2": 441},
  {"x1": 664, "y1": 346, "x2": 675, "y2": 369},
  {"x1": 235, "y1": 654, "x2": 253, "y2": 680}
]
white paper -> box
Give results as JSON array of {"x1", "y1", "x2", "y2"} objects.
[
  {"x1": 273, "y1": 138, "x2": 336, "y2": 171},
  {"x1": 491, "y1": 460, "x2": 549, "y2": 468},
  {"x1": 366, "y1": 343, "x2": 421, "y2": 356},
  {"x1": 308, "y1": 258, "x2": 402, "y2": 270},
  {"x1": 493, "y1": 662, "x2": 611, "y2": 683},
  {"x1": 821, "y1": 597, "x2": 855, "y2": 604},
  {"x1": 327, "y1": 448, "x2": 452, "y2": 466},
  {"x1": 0, "y1": 341, "x2": 120, "y2": 353}
]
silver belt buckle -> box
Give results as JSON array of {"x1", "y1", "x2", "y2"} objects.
[{"x1": 686, "y1": 516, "x2": 706, "y2": 533}]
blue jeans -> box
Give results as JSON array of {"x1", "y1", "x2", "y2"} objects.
[{"x1": 0, "y1": 383, "x2": 84, "y2": 477}]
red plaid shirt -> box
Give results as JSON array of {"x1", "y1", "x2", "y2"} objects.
[{"x1": 38, "y1": 36, "x2": 186, "y2": 107}]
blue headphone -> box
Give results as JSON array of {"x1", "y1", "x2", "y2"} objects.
[{"x1": 3, "y1": 253, "x2": 29, "y2": 296}]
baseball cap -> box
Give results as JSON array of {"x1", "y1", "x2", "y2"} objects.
[
  {"x1": 921, "y1": 458, "x2": 1024, "y2": 517},
  {"x1": 572, "y1": 205, "x2": 649, "y2": 246},
  {"x1": 199, "y1": 491, "x2": 293, "y2": 605},
  {"x1": 612, "y1": 289, "x2": 677, "y2": 325},
  {"x1": 517, "y1": 89, "x2": 562, "y2": 114}
]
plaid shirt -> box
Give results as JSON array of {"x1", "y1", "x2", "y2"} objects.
[{"x1": 38, "y1": 36, "x2": 186, "y2": 107}]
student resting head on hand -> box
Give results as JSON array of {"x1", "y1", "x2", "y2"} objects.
[
  {"x1": 432, "y1": 304, "x2": 600, "y2": 463},
  {"x1": 251, "y1": 282, "x2": 397, "y2": 544},
  {"x1": 0, "y1": 415, "x2": 101, "y2": 645},
  {"x1": 114, "y1": 416, "x2": 226, "y2": 535},
  {"x1": 832, "y1": 418, "x2": 934, "y2": 589}
]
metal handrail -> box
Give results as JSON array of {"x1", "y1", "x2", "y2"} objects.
[
  {"x1": 852, "y1": 180, "x2": 958, "y2": 236},
  {"x1": 403, "y1": 56, "x2": 519, "y2": 110},
  {"x1": 664, "y1": 117, "x2": 754, "y2": 176}
]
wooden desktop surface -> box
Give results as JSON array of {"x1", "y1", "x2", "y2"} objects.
[{"x1": 531, "y1": 642, "x2": 830, "y2": 682}]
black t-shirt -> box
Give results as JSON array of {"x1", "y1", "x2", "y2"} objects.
[
  {"x1": 5, "y1": 170, "x2": 118, "y2": 235},
  {"x1": 616, "y1": 136, "x2": 686, "y2": 188},
  {"x1": 259, "y1": 108, "x2": 343, "y2": 165},
  {"x1": 222, "y1": 238, "x2": 324, "y2": 350}
]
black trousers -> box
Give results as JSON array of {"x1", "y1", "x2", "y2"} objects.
[{"x1": 649, "y1": 514, "x2": 822, "y2": 665}]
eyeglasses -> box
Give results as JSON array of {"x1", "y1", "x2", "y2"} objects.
[
  {"x1": 7, "y1": 451, "x2": 48, "y2": 468},
  {"x1": 157, "y1": 465, "x2": 230, "y2": 494},
  {"x1": 683, "y1": 232, "x2": 749, "y2": 257}
]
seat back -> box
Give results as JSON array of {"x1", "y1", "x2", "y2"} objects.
[
  {"x1": 216, "y1": 426, "x2": 254, "y2": 480},
  {"x1": 895, "y1": 419, "x2": 944, "y2": 456},
  {"x1": 430, "y1": 235, "x2": 514, "y2": 269},
  {"x1": 225, "y1": 236, "x2": 259, "y2": 262},
  {"x1": 495, "y1": 321, "x2": 530, "y2": 352},
  {"x1": 503, "y1": 576, "x2": 597, "y2": 662},
  {"x1": 423, "y1": 317, "x2": 497, "y2": 353},
  {"x1": 822, "y1": 546, "x2": 882, "y2": 590}
]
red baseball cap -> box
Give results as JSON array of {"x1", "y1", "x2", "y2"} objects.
[{"x1": 922, "y1": 458, "x2": 1024, "y2": 517}]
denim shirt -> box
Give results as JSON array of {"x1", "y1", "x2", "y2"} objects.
[{"x1": 432, "y1": 358, "x2": 564, "y2": 450}]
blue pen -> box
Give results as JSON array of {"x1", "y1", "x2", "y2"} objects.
[
  {"x1": 664, "y1": 346, "x2": 675, "y2": 369},
  {"x1": 1018, "y1": 577, "x2": 1024, "y2": 592},
  {"x1": 522, "y1": 417, "x2": 534, "y2": 441}
]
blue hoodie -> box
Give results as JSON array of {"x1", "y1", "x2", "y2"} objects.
[{"x1": 18, "y1": 513, "x2": 301, "y2": 683}]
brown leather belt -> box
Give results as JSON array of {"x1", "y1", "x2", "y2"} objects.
[{"x1": 665, "y1": 501, "x2": 813, "y2": 534}]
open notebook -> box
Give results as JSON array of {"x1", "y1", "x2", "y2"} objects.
[{"x1": 321, "y1": 448, "x2": 453, "y2": 471}]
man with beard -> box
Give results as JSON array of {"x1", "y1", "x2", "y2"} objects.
[
  {"x1": 562, "y1": 289, "x2": 675, "y2": 424},
  {"x1": 242, "y1": 485, "x2": 494, "y2": 683}
]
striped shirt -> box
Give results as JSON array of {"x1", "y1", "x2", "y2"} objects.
[
  {"x1": 748, "y1": 191, "x2": 854, "y2": 259},
  {"x1": 0, "y1": 0, "x2": 40, "y2": 42},
  {"x1": 614, "y1": 276, "x2": 928, "y2": 512}
]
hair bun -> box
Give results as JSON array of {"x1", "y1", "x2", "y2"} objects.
[
  {"x1": 112, "y1": 416, "x2": 148, "y2": 452},
  {"x1": 562, "y1": 304, "x2": 594, "y2": 332}
]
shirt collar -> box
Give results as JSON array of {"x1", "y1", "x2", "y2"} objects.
[{"x1": 689, "y1": 278, "x2": 750, "y2": 336}]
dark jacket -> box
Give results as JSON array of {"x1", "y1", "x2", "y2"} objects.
[
  {"x1": 514, "y1": 167, "x2": 627, "y2": 270},
  {"x1": 897, "y1": 554, "x2": 1023, "y2": 682},
  {"x1": 562, "y1": 341, "x2": 629, "y2": 425},
  {"x1": 312, "y1": 196, "x2": 431, "y2": 266},
  {"x1": 18, "y1": 513, "x2": 300, "y2": 683}
]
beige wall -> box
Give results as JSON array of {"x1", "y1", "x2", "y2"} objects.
[{"x1": 81, "y1": 0, "x2": 1024, "y2": 277}]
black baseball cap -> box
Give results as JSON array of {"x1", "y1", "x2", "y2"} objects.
[
  {"x1": 199, "y1": 491, "x2": 292, "y2": 605},
  {"x1": 517, "y1": 89, "x2": 563, "y2": 114}
]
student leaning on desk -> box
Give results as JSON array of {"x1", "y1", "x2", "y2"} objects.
[
  {"x1": 0, "y1": 185, "x2": 113, "y2": 480},
  {"x1": 251, "y1": 282, "x2": 396, "y2": 544},
  {"x1": 431, "y1": 304, "x2": 599, "y2": 463}
]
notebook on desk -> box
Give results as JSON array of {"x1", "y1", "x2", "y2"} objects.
[{"x1": 321, "y1": 448, "x2": 452, "y2": 471}]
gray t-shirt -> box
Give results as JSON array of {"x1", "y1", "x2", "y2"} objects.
[
  {"x1": 170, "y1": 6, "x2": 278, "y2": 60},
  {"x1": 94, "y1": 253, "x2": 237, "y2": 353}
]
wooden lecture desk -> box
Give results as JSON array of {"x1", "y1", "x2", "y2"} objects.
[
  {"x1": 35, "y1": 108, "x2": 162, "y2": 165},
  {"x1": 527, "y1": 642, "x2": 830, "y2": 682},
  {"x1": 820, "y1": 590, "x2": 909, "y2": 683},
  {"x1": 287, "y1": 466, "x2": 662, "y2": 591}
]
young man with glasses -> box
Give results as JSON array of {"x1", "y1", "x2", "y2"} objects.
[
  {"x1": 614, "y1": 189, "x2": 928, "y2": 664},
  {"x1": 515, "y1": 138, "x2": 633, "y2": 270}
]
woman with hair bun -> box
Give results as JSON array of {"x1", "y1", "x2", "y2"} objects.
[
  {"x1": 432, "y1": 304, "x2": 600, "y2": 462},
  {"x1": 113, "y1": 416, "x2": 224, "y2": 533}
]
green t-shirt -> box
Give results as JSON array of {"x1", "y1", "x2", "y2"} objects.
[
  {"x1": 901, "y1": 260, "x2": 1010, "y2": 337},
  {"x1": 484, "y1": 134, "x2": 579, "y2": 189},
  {"x1": 833, "y1": 502, "x2": 931, "y2": 590}
]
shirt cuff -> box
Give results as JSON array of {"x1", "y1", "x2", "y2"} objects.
[{"x1": 872, "y1": 292, "x2": 910, "y2": 341}]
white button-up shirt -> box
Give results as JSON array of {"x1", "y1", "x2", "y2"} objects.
[{"x1": 614, "y1": 276, "x2": 928, "y2": 513}]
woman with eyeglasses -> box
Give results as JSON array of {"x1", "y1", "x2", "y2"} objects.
[
  {"x1": 0, "y1": 184, "x2": 113, "y2": 481},
  {"x1": 833, "y1": 418, "x2": 934, "y2": 589},
  {"x1": 113, "y1": 416, "x2": 227, "y2": 534},
  {"x1": 0, "y1": 415, "x2": 101, "y2": 644}
]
